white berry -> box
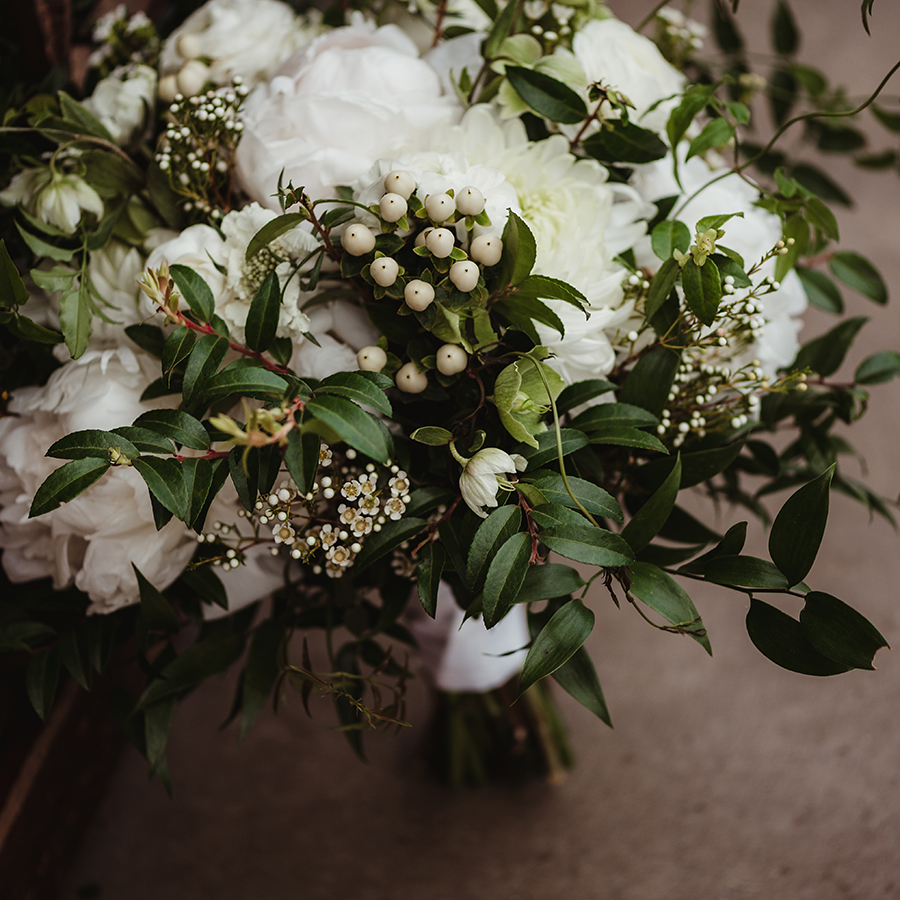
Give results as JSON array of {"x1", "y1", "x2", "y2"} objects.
[
  {"x1": 425, "y1": 228, "x2": 455, "y2": 258},
  {"x1": 425, "y1": 193, "x2": 455, "y2": 222},
  {"x1": 436, "y1": 344, "x2": 468, "y2": 376},
  {"x1": 404, "y1": 280, "x2": 435, "y2": 311},
  {"x1": 455, "y1": 186, "x2": 485, "y2": 217},
  {"x1": 396, "y1": 362, "x2": 428, "y2": 393},
  {"x1": 415, "y1": 227, "x2": 433, "y2": 248},
  {"x1": 176, "y1": 60, "x2": 209, "y2": 97},
  {"x1": 379, "y1": 192, "x2": 407, "y2": 223},
  {"x1": 158, "y1": 74, "x2": 179, "y2": 104},
  {"x1": 469, "y1": 234, "x2": 502, "y2": 266},
  {"x1": 357, "y1": 346, "x2": 387, "y2": 371},
  {"x1": 449, "y1": 261, "x2": 479, "y2": 292},
  {"x1": 384, "y1": 170, "x2": 416, "y2": 200},
  {"x1": 177, "y1": 33, "x2": 203, "y2": 60},
  {"x1": 343, "y1": 224, "x2": 376, "y2": 256},
  {"x1": 370, "y1": 257, "x2": 399, "y2": 287}
]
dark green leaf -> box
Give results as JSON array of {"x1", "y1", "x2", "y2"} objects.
[
  {"x1": 552, "y1": 646, "x2": 611, "y2": 726},
  {"x1": 800, "y1": 591, "x2": 888, "y2": 671},
  {"x1": 416, "y1": 542, "x2": 446, "y2": 618},
  {"x1": 483, "y1": 533, "x2": 532, "y2": 628},
  {"x1": 493, "y1": 293, "x2": 564, "y2": 336},
  {"x1": 505, "y1": 66, "x2": 587, "y2": 125},
  {"x1": 583, "y1": 121, "x2": 667, "y2": 164},
  {"x1": 0, "y1": 239, "x2": 28, "y2": 306},
  {"x1": 651, "y1": 221, "x2": 691, "y2": 262},
  {"x1": 240, "y1": 620, "x2": 286, "y2": 739},
  {"x1": 204, "y1": 361, "x2": 289, "y2": 402},
  {"x1": 245, "y1": 270, "x2": 280, "y2": 352},
  {"x1": 352, "y1": 517, "x2": 427, "y2": 572},
  {"x1": 557, "y1": 379, "x2": 617, "y2": 413},
  {"x1": 572, "y1": 402, "x2": 658, "y2": 431},
  {"x1": 46, "y1": 429, "x2": 139, "y2": 461},
  {"x1": 182, "y1": 333, "x2": 227, "y2": 407},
  {"x1": 169, "y1": 264, "x2": 215, "y2": 323},
  {"x1": 29, "y1": 457, "x2": 108, "y2": 517},
  {"x1": 467, "y1": 505, "x2": 522, "y2": 591},
  {"x1": 484, "y1": 0, "x2": 519, "y2": 58},
  {"x1": 315, "y1": 371, "x2": 392, "y2": 416},
  {"x1": 518, "y1": 428, "x2": 588, "y2": 470},
  {"x1": 519, "y1": 599, "x2": 594, "y2": 694},
  {"x1": 618, "y1": 346, "x2": 680, "y2": 417},
  {"x1": 181, "y1": 565, "x2": 229, "y2": 610},
  {"x1": 125, "y1": 323, "x2": 166, "y2": 358},
  {"x1": 772, "y1": 0, "x2": 799, "y2": 55},
  {"x1": 526, "y1": 472, "x2": 622, "y2": 521},
  {"x1": 516, "y1": 562, "x2": 584, "y2": 604},
  {"x1": 793, "y1": 316, "x2": 867, "y2": 377},
  {"x1": 58, "y1": 91, "x2": 114, "y2": 140},
  {"x1": 686, "y1": 118, "x2": 735, "y2": 161},
  {"x1": 161, "y1": 326, "x2": 196, "y2": 377},
  {"x1": 515, "y1": 274, "x2": 586, "y2": 310},
  {"x1": 705, "y1": 555, "x2": 790, "y2": 589},
  {"x1": 645, "y1": 257, "x2": 679, "y2": 321},
  {"x1": 284, "y1": 429, "x2": 319, "y2": 495},
  {"x1": 245, "y1": 213, "x2": 308, "y2": 260},
  {"x1": 305, "y1": 395, "x2": 392, "y2": 463},
  {"x1": 7, "y1": 314, "x2": 63, "y2": 344},
  {"x1": 182, "y1": 458, "x2": 215, "y2": 529},
  {"x1": 109, "y1": 426, "x2": 174, "y2": 455},
  {"x1": 588, "y1": 426, "x2": 668, "y2": 454},
  {"x1": 144, "y1": 698, "x2": 177, "y2": 776},
  {"x1": 797, "y1": 267, "x2": 843, "y2": 314},
  {"x1": 622, "y1": 455, "x2": 682, "y2": 554},
  {"x1": 529, "y1": 503, "x2": 587, "y2": 530},
  {"x1": 134, "y1": 564, "x2": 180, "y2": 632},
  {"x1": 26, "y1": 647, "x2": 60, "y2": 721},
  {"x1": 667, "y1": 88, "x2": 714, "y2": 150},
  {"x1": 133, "y1": 409, "x2": 210, "y2": 450},
  {"x1": 410, "y1": 426, "x2": 453, "y2": 445},
  {"x1": 682, "y1": 256, "x2": 722, "y2": 326},
  {"x1": 829, "y1": 251, "x2": 887, "y2": 304},
  {"x1": 746, "y1": 598, "x2": 849, "y2": 675},
  {"x1": 59, "y1": 626, "x2": 92, "y2": 690},
  {"x1": 132, "y1": 456, "x2": 188, "y2": 520},
  {"x1": 540, "y1": 524, "x2": 633, "y2": 567},
  {"x1": 855, "y1": 351, "x2": 900, "y2": 384},
  {"x1": 58, "y1": 278, "x2": 92, "y2": 359}
]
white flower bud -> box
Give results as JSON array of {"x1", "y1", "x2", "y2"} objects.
[
  {"x1": 425, "y1": 193, "x2": 455, "y2": 222},
  {"x1": 425, "y1": 227, "x2": 455, "y2": 258},
  {"x1": 343, "y1": 223, "x2": 376, "y2": 256},
  {"x1": 357, "y1": 345, "x2": 387, "y2": 371},
  {"x1": 449, "y1": 261, "x2": 479, "y2": 293},
  {"x1": 455, "y1": 186, "x2": 485, "y2": 217},
  {"x1": 176, "y1": 33, "x2": 203, "y2": 60},
  {"x1": 436, "y1": 344, "x2": 468, "y2": 375},
  {"x1": 469, "y1": 234, "x2": 502, "y2": 266},
  {"x1": 158, "y1": 74, "x2": 179, "y2": 104},
  {"x1": 404, "y1": 279, "x2": 435, "y2": 311},
  {"x1": 176, "y1": 60, "x2": 210, "y2": 97},
  {"x1": 384, "y1": 170, "x2": 416, "y2": 200},
  {"x1": 370, "y1": 257, "x2": 399, "y2": 287},
  {"x1": 379, "y1": 192, "x2": 407, "y2": 223},
  {"x1": 396, "y1": 362, "x2": 427, "y2": 393}
]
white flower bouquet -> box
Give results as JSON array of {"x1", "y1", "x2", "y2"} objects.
[{"x1": 0, "y1": 0, "x2": 897, "y2": 786}]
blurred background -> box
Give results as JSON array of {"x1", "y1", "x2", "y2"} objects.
[{"x1": 8, "y1": 0, "x2": 900, "y2": 897}]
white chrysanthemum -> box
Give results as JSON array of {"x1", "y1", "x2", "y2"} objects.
[{"x1": 0, "y1": 348, "x2": 195, "y2": 614}]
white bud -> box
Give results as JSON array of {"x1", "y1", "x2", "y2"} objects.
[
  {"x1": 449, "y1": 261, "x2": 479, "y2": 292},
  {"x1": 379, "y1": 192, "x2": 407, "y2": 223},
  {"x1": 404, "y1": 279, "x2": 435, "y2": 311},
  {"x1": 425, "y1": 228, "x2": 455, "y2": 258},
  {"x1": 627, "y1": 330, "x2": 639, "y2": 342},
  {"x1": 425, "y1": 193, "x2": 455, "y2": 222},
  {"x1": 396, "y1": 362, "x2": 428, "y2": 393},
  {"x1": 357, "y1": 345, "x2": 387, "y2": 371},
  {"x1": 469, "y1": 234, "x2": 502, "y2": 266},
  {"x1": 455, "y1": 186, "x2": 485, "y2": 217},
  {"x1": 158, "y1": 74, "x2": 179, "y2": 104},
  {"x1": 384, "y1": 170, "x2": 416, "y2": 199},
  {"x1": 343, "y1": 223, "x2": 376, "y2": 256},
  {"x1": 177, "y1": 33, "x2": 203, "y2": 60},
  {"x1": 435, "y1": 344, "x2": 468, "y2": 376},
  {"x1": 176, "y1": 60, "x2": 210, "y2": 97},
  {"x1": 370, "y1": 257, "x2": 399, "y2": 287}
]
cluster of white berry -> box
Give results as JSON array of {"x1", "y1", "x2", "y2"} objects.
[
  {"x1": 346, "y1": 169, "x2": 505, "y2": 396},
  {"x1": 88, "y1": 6, "x2": 158, "y2": 77},
  {"x1": 654, "y1": 7, "x2": 707, "y2": 66},
  {"x1": 522, "y1": 0, "x2": 577, "y2": 48},
  {"x1": 155, "y1": 79, "x2": 248, "y2": 218}
]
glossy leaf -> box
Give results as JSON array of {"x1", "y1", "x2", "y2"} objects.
[
  {"x1": 169, "y1": 263, "x2": 215, "y2": 323},
  {"x1": 686, "y1": 118, "x2": 734, "y2": 161},
  {"x1": 467, "y1": 505, "x2": 522, "y2": 591},
  {"x1": 26, "y1": 647, "x2": 60, "y2": 721},
  {"x1": 556, "y1": 379, "x2": 617, "y2": 413},
  {"x1": 518, "y1": 428, "x2": 588, "y2": 470},
  {"x1": 109, "y1": 426, "x2": 174, "y2": 455},
  {"x1": 483, "y1": 532, "x2": 532, "y2": 628},
  {"x1": 829, "y1": 251, "x2": 888, "y2": 305},
  {"x1": 30, "y1": 457, "x2": 108, "y2": 517},
  {"x1": 240, "y1": 620, "x2": 286, "y2": 739},
  {"x1": 284, "y1": 429, "x2": 320, "y2": 495},
  {"x1": 618, "y1": 346, "x2": 680, "y2": 417},
  {"x1": 352, "y1": 517, "x2": 427, "y2": 572},
  {"x1": 516, "y1": 563, "x2": 584, "y2": 604},
  {"x1": 46, "y1": 429, "x2": 139, "y2": 461},
  {"x1": 182, "y1": 333, "x2": 227, "y2": 406},
  {"x1": 682, "y1": 256, "x2": 722, "y2": 326},
  {"x1": 416, "y1": 542, "x2": 446, "y2": 618},
  {"x1": 588, "y1": 426, "x2": 668, "y2": 454},
  {"x1": 855, "y1": 351, "x2": 900, "y2": 384},
  {"x1": 526, "y1": 473, "x2": 622, "y2": 521},
  {"x1": 315, "y1": 371, "x2": 392, "y2": 416},
  {"x1": 134, "y1": 564, "x2": 180, "y2": 632},
  {"x1": 704, "y1": 555, "x2": 790, "y2": 590},
  {"x1": 133, "y1": 409, "x2": 210, "y2": 450},
  {"x1": 505, "y1": 65, "x2": 587, "y2": 125},
  {"x1": 161, "y1": 326, "x2": 196, "y2": 376},
  {"x1": 245, "y1": 213, "x2": 308, "y2": 260},
  {"x1": 205, "y1": 361, "x2": 289, "y2": 402},
  {"x1": 305, "y1": 395, "x2": 392, "y2": 463},
  {"x1": 800, "y1": 591, "x2": 888, "y2": 670},
  {"x1": 132, "y1": 457, "x2": 188, "y2": 520},
  {"x1": 651, "y1": 220, "x2": 691, "y2": 262},
  {"x1": 622, "y1": 456, "x2": 682, "y2": 554},
  {"x1": 645, "y1": 257, "x2": 679, "y2": 321},
  {"x1": 539, "y1": 524, "x2": 633, "y2": 567},
  {"x1": 245, "y1": 270, "x2": 280, "y2": 352},
  {"x1": 552, "y1": 646, "x2": 611, "y2": 726},
  {"x1": 519, "y1": 599, "x2": 594, "y2": 694},
  {"x1": 583, "y1": 121, "x2": 667, "y2": 164}
]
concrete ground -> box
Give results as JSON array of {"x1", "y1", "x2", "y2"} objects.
[{"x1": 62, "y1": 2, "x2": 900, "y2": 898}]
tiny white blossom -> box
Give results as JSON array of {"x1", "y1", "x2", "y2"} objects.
[{"x1": 458, "y1": 448, "x2": 527, "y2": 518}]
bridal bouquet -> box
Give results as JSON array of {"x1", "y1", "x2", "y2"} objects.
[{"x1": 1, "y1": 0, "x2": 896, "y2": 786}]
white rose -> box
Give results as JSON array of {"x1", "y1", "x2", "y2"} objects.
[
  {"x1": 84, "y1": 64, "x2": 157, "y2": 147},
  {"x1": 0, "y1": 348, "x2": 196, "y2": 614},
  {"x1": 572, "y1": 18, "x2": 685, "y2": 134},
  {"x1": 234, "y1": 20, "x2": 460, "y2": 206},
  {"x1": 160, "y1": 0, "x2": 320, "y2": 88}
]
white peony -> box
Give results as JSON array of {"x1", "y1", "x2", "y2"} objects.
[
  {"x1": 234, "y1": 20, "x2": 460, "y2": 206},
  {"x1": 571, "y1": 17, "x2": 686, "y2": 134},
  {"x1": 159, "y1": 0, "x2": 320, "y2": 89},
  {"x1": 84, "y1": 64, "x2": 157, "y2": 146},
  {"x1": 0, "y1": 348, "x2": 196, "y2": 614}
]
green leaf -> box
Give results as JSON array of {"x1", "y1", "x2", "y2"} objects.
[
  {"x1": 704, "y1": 555, "x2": 790, "y2": 590},
  {"x1": 26, "y1": 647, "x2": 60, "y2": 721},
  {"x1": 645, "y1": 256, "x2": 679, "y2": 321},
  {"x1": 572, "y1": 402, "x2": 658, "y2": 431},
  {"x1": 204, "y1": 361, "x2": 289, "y2": 402},
  {"x1": 352, "y1": 517, "x2": 427, "y2": 572},
  {"x1": 516, "y1": 563, "x2": 584, "y2": 604},
  {"x1": 416, "y1": 542, "x2": 446, "y2": 618},
  {"x1": 526, "y1": 473, "x2": 623, "y2": 521},
  {"x1": 124, "y1": 323, "x2": 166, "y2": 359},
  {"x1": 515, "y1": 274, "x2": 587, "y2": 310},
  {"x1": 552, "y1": 646, "x2": 611, "y2": 726},
  {"x1": 556, "y1": 379, "x2": 617, "y2": 413},
  {"x1": 133, "y1": 409, "x2": 210, "y2": 450},
  {"x1": 746, "y1": 598, "x2": 849, "y2": 675},
  {"x1": 796, "y1": 267, "x2": 843, "y2": 314},
  {"x1": 829, "y1": 251, "x2": 888, "y2": 305},
  {"x1": 29, "y1": 457, "x2": 108, "y2": 517},
  {"x1": 540, "y1": 524, "x2": 633, "y2": 567},
  {"x1": 182, "y1": 457, "x2": 215, "y2": 529},
  {"x1": 305, "y1": 395, "x2": 392, "y2": 463},
  {"x1": 768, "y1": 465, "x2": 833, "y2": 586},
  {"x1": 588, "y1": 426, "x2": 668, "y2": 454},
  {"x1": 518, "y1": 428, "x2": 588, "y2": 470},
  {"x1": 529, "y1": 503, "x2": 586, "y2": 530},
  {"x1": 583, "y1": 121, "x2": 667, "y2": 164},
  {"x1": 505, "y1": 65, "x2": 587, "y2": 125},
  {"x1": 804, "y1": 196, "x2": 839, "y2": 240},
  {"x1": 618, "y1": 346, "x2": 680, "y2": 417},
  {"x1": 774, "y1": 214, "x2": 809, "y2": 283},
  {"x1": 519, "y1": 599, "x2": 594, "y2": 694},
  {"x1": 484, "y1": 0, "x2": 519, "y2": 58},
  {"x1": 284, "y1": 429, "x2": 319, "y2": 495},
  {"x1": 682, "y1": 256, "x2": 722, "y2": 326},
  {"x1": 493, "y1": 293, "x2": 565, "y2": 338},
  {"x1": 245, "y1": 213, "x2": 308, "y2": 260},
  {"x1": 144, "y1": 697, "x2": 177, "y2": 777},
  {"x1": 29, "y1": 265, "x2": 75, "y2": 292},
  {"x1": 58, "y1": 91, "x2": 115, "y2": 140},
  {"x1": 793, "y1": 316, "x2": 867, "y2": 377},
  {"x1": 667, "y1": 88, "x2": 714, "y2": 151},
  {"x1": 855, "y1": 351, "x2": 900, "y2": 384},
  {"x1": 15, "y1": 222, "x2": 75, "y2": 262},
  {"x1": 0, "y1": 239, "x2": 28, "y2": 306},
  {"x1": 138, "y1": 633, "x2": 246, "y2": 707},
  {"x1": 59, "y1": 278, "x2": 92, "y2": 359},
  {"x1": 772, "y1": 0, "x2": 799, "y2": 55},
  {"x1": 800, "y1": 592, "x2": 889, "y2": 671},
  {"x1": 622, "y1": 456, "x2": 682, "y2": 554},
  {"x1": 467, "y1": 505, "x2": 522, "y2": 591},
  {"x1": 483, "y1": 532, "x2": 532, "y2": 628},
  {"x1": 180, "y1": 565, "x2": 228, "y2": 610},
  {"x1": 315, "y1": 371, "x2": 392, "y2": 417},
  {"x1": 240, "y1": 620, "x2": 286, "y2": 739},
  {"x1": 161, "y1": 326, "x2": 196, "y2": 377},
  {"x1": 499, "y1": 210, "x2": 537, "y2": 288},
  {"x1": 132, "y1": 456, "x2": 188, "y2": 520},
  {"x1": 410, "y1": 426, "x2": 453, "y2": 446},
  {"x1": 650, "y1": 221, "x2": 691, "y2": 262},
  {"x1": 182, "y1": 333, "x2": 228, "y2": 406},
  {"x1": 59, "y1": 626, "x2": 92, "y2": 690},
  {"x1": 134, "y1": 564, "x2": 180, "y2": 632},
  {"x1": 46, "y1": 429, "x2": 139, "y2": 461},
  {"x1": 245, "y1": 270, "x2": 280, "y2": 352},
  {"x1": 169, "y1": 264, "x2": 215, "y2": 323},
  {"x1": 109, "y1": 426, "x2": 174, "y2": 455},
  {"x1": 686, "y1": 118, "x2": 735, "y2": 161},
  {"x1": 871, "y1": 103, "x2": 900, "y2": 133}
]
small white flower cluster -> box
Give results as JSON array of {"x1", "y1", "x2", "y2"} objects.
[
  {"x1": 199, "y1": 446, "x2": 414, "y2": 579},
  {"x1": 155, "y1": 81, "x2": 249, "y2": 219},
  {"x1": 655, "y1": 7, "x2": 708, "y2": 66},
  {"x1": 88, "y1": 5, "x2": 159, "y2": 78}
]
